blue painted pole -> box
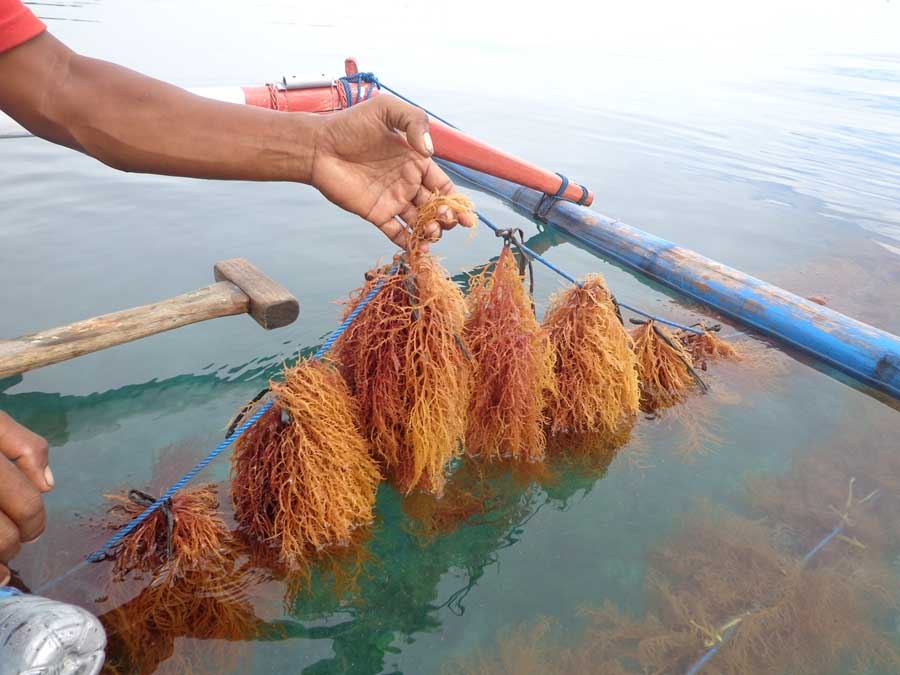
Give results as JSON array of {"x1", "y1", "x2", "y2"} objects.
[{"x1": 440, "y1": 160, "x2": 900, "y2": 400}]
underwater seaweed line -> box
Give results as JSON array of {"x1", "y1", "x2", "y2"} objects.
[
  {"x1": 684, "y1": 477, "x2": 882, "y2": 675},
  {"x1": 35, "y1": 266, "x2": 398, "y2": 595}
]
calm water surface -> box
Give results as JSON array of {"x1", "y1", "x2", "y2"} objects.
[{"x1": 1, "y1": 1, "x2": 899, "y2": 673}]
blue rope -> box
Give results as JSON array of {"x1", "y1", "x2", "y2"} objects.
[
  {"x1": 476, "y1": 211, "x2": 703, "y2": 335},
  {"x1": 802, "y1": 522, "x2": 843, "y2": 564},
  {"x1": 340, "y1": 72, "x2": 461, "y2": 131},
  {"x1": 34, "y1": 266, "x2": 397, "y2": 594}
]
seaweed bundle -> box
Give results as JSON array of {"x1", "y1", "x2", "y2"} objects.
[
  {"x1": 231, "y1": 359, "x2": 381, "y2": 563},
  {"x1": 676, "y1": 326, "x2": 739, "y2": 370},
  {"x1": 464, "y1": 244, "x2": 555, "y2": 461},
  {"x1": 747, "y1": 450, "x2": 898, "y2": 563},
  {"x1": 631, "y1": 320, "x2": 705, "y2": 412},
  {"x1": 99, "y1": 484, "x2": 260, "y2": 674},
  {"x1": 543, "y1": 275, "x2": 639, "y2": 438},
  {"x1": 333, "y1": 194, "x2": 474, "y2": 494},
  {"x1": 103, "y1": 483, "x2": 235, "y2": 581}
]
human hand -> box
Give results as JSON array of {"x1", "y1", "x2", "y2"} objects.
[
  {"x1": 0, "y1": 411, "x2": 52, "y2": 586},
  {"x1": 310, "y1": 96, "x2": 476, "y2": 249}
]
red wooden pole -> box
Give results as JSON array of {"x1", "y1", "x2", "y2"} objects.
[
  {"x1": 428, "y1": 121, "x2": 593, "y2": 206},
  {"x1": 241, "y1": 79, "x2": 593, "y2": 206}
]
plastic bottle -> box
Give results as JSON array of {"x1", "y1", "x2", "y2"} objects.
[{"x1": 0, "y1": 587, "x2": 106, "y2": 675}]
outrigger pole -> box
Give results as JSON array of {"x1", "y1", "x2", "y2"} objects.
[{"x1": 439, "y1": 160, "x2": 900, "y2": 400}]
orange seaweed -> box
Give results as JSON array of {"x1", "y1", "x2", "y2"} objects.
[
  {"x1": 333, "y1": 194, "x2": 474, "y2": 494},
  {"x1": 231, "y1": 359, "x2": 381, "y2": 564},
  {"x1": 402, "y1": 460, "x2": 500, "y2": 541},
  {"x1": 103, "y1": 483, "x2": 234, "y2": 582},
  {"x1": 100, "y1": 565, "x2": 259, "y2": 675},
  {"x1": 543, "y1": 275, "x2": 639, "y2": 438},
  {"x1": 464, "y1": 245, "x2": 555, "y2": 461},
  {"x1": 676, "y1": 328, "x2": 740, "y2": 370},
  {"x1": 631, "y1": 320, "x2": 701, "y2": 412}
]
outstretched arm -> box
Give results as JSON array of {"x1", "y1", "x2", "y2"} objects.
[{"x1": 0, "y1": 31, "x2": 474, "y2": 247}]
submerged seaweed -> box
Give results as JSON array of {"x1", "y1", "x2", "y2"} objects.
[{"x1": 447, "y1": 508, "x2": 900, "y2": 675}]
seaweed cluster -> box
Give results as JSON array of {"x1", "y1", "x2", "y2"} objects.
[
  {"x1": 543, "y1": 275, "x2": 639, "y2": 437},
  {"x1": 333, "y1": 194, "x2": 474, "y2": 494},
  {"x1": 464, "y1": 245, "x2": 556, "y2": 461},
  {"x1": 99, "y1": 484, "x2": 260, "y2": 674},
  {"x1": 231, "y1": 359, "x2": 381, "y2": 563}
]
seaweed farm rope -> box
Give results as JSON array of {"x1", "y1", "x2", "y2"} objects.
[
  {"x1": 35, "y1": 267, "x2": 397, "y2": 595},
  {"x1": 346, "y1": 74, "x2": 706, "y2": 337},
  {"x1": 476, "y1": 212, "x2": 704, "y2": 336}
]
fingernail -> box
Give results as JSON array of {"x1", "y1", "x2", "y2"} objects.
[
  {"x1": 424, "y1": 131, "x2": 434, "y2": 155},
  {"x1": 44, "y1": 466, "x2": 55, "y2": 489}
]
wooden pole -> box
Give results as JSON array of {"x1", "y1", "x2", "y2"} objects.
[{"x1": 0, "y1": 258, "x2": 299, "y2": 379}]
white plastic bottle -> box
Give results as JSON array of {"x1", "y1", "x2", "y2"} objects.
[{"x1": 0, "y1": 587, "x2": 106, "y2": 675}]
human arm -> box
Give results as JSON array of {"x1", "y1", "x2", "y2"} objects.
[{"x1": 0, "y1": 31, "x2": 474, "y2": 247}]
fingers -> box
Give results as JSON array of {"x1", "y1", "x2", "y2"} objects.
[
  {"x1": 0, "y1": 562, "x2": 9, "y2": 587},
  {"x1": 378, "y1": 97, "x2": 432, "y2": 158},
  {"x1": 0, "y1": 411, "x2": 52, "y2": 493},
  {"x1": 0, "y1": 511, "x2": 21, "y2": 564},
  {"x1": 421, "y1": 159, "x2": 455, "y2": 196},
  {"x1": 377, "y1": 218, "x2": 410, "y2": 250},
  {"x1": 0, "y1": 455, "x2": 46, "y2": 544},
  {"x1": 418, "y1": 164, "x2": 477, "y2": 231}
]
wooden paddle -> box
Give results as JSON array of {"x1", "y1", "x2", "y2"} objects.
[{"x1": 0, "y1": 258, "x2": 299, "y2": 379}]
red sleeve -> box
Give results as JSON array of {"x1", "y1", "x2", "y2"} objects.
[{"x1": 0, "y1": 0, "x2": 45, "y2": 54}]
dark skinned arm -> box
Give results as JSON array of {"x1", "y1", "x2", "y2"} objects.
[{"x1": 0, "y1": 31, "x2": 475, "y2": 247}]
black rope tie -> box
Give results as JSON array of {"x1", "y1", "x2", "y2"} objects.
[
  {"x1": 226, "y1": 387, "x2": 271, "y2": 437},
  {"x1": 533, "y1": 172, "x2": 591, "y2": 220},
  {"x1": 495, "y1": 227, "x2": 535, "y2": 298},
  {"x1": 630, "y1": 319, "x2": 710, "y2": 393},
  {"x1": 123, "y1": 489, "x2": 175, "y2": 562}
]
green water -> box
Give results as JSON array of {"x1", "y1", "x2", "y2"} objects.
[{"x1": 2, "y1": 1, "x2": 900, "y2": 673}]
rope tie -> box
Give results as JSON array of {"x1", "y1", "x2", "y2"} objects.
[
  {"x1": 629, "y1": 318, "x2": 709, "y2": 393},
  {"x1": 533, "y1": 172, "x2": 590, "y2": 217},
  {"x1": 690, "y1": 615, "x2": 746, "y2": 648},
  {"x1": 265, "y1": 83, "x2": 283, "y2": 111},
  {"x1": 127, "y1": 489, "x2": 175, "y2": 562},
  {"x1": 494, "y1": 227, "x2": 535, "y2": 298}
]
